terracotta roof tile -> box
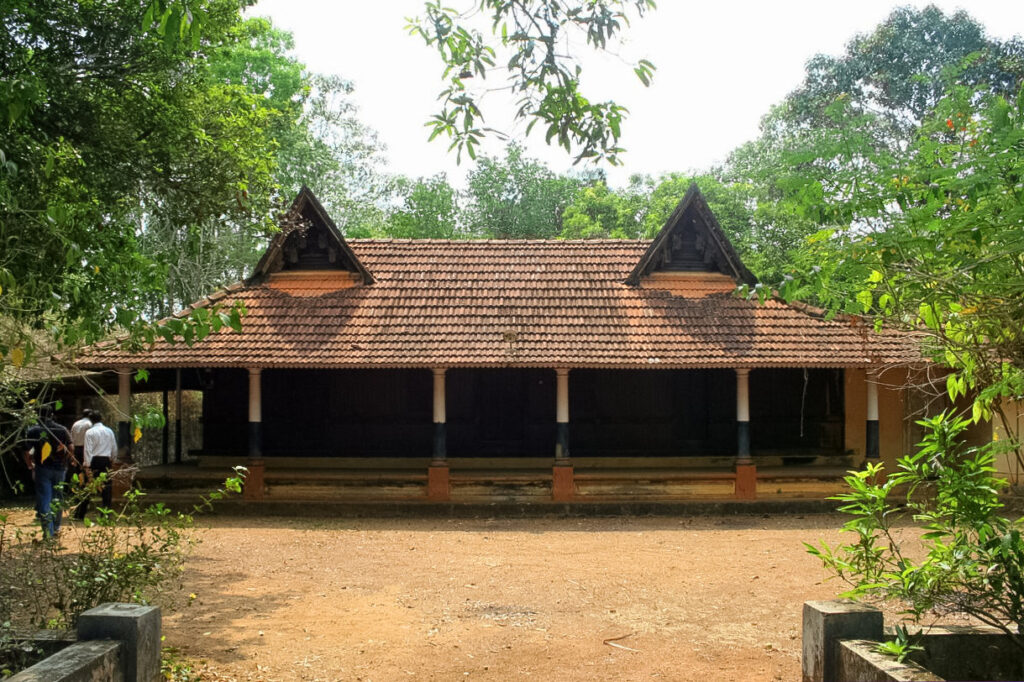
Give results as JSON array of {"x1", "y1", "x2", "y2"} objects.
[{"x1": 76, "y1": 240, "x2": 922, "y2": 370}]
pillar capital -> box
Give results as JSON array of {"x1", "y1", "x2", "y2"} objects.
[
  {"x1": 555, "y1": 367, "x2": 570, "y2": 378},
  {"x1": 432, "y1": 367, "x2": 447, "y2": 377},
  {"x1": 734, "y1": 367, "x2": 751, "y2": 377},
  {"x1": 247, "y1": 367, "x2": 262, "y2": 377}
]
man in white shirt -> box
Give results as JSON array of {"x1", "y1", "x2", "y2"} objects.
[
  {"x1": 69, "y1": 408, "x2": 93, "y2": 520},
  {"x1": 83, "y1": 411, "x2": 118, "y2": 512}
]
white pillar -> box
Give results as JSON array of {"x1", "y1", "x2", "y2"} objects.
[
  {"x1": 556, "y1": 369, "x2": 569, "y2": 424},
  {"x1": 866, "y1": 374, "x2": 879, "y2": 421},
  {"x1": 866, "y1": 370, "x2": 880, "y2": 460},
  {"x1": 735, "y1": 368, "x2": 751, "y2": 464},
  {"x1": 432, "y1": 368, "x2": 446, "y2": 424},
  {"x1": 555, "y1": 368, "x2": 570, "y2": 460},
  {"x1": 248, "y1": 368, "x2": 262, "y2": 459},
  {"x1": 432, "y1": 368, "x2": 447, "y2": 463}
]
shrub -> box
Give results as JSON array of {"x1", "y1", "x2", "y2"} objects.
[
  {"x1": 0, "y1": 469, "x2": 243, "y2": 675},
  {"x1": 808, "y1": 413, "x2": 1024, "y2": 654}
]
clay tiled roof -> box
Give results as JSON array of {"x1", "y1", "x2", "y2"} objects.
[{"x1": 76, "y1": 240, "x2": 921, "y2": 370}]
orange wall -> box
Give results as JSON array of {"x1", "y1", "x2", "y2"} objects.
[{"x1": 844, "y1": 368, "x2": 867, "y2": 459}]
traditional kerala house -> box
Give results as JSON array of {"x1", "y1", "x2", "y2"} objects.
[{"x1": 74, "y1": 185, "x2": 923, "y2": 503}]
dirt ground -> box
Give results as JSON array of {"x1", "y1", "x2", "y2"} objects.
[{"x1": 147, "y1": 512, "x2": 895, "y2": 682}]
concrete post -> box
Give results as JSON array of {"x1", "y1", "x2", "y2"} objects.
[
  {"x1": 244, "y1": 368, "x2": 265, "y2": 501},
  {"x1": 802, "y1": 600, "x2": 884, "y2": 682},
  {"x1": 734, "y1": 368, "x2": 756, "y2": 499},
  {"x1": 77, "y1": 603, "x2": 161, "y2": 682},
  {"x1": 428, "y1": 368, "x2": 450, "y2": 501}
]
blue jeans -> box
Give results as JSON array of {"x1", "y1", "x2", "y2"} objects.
[{"x1": 35, "y1": 466, "x2": 66, "y2": 537}]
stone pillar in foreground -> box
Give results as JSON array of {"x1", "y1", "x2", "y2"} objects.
[
  {"x1": 552, "y1": 368, "x2": 574, "y2": 501},
  {"x1": 802, "y1": 600, "x2": 883, "y2": 682},
  {"x1": 734, "y1": 368, "x2": 756, "y2": 500},
  {"x1": 244, "y1": 368, "x2": 265, "y2": 501},
  {"x1": 427, "y1": 368, "x2": 450, "y2": 501},
  {"x1": 78, "y1": 603, "x2": 162, "y2": 682}
]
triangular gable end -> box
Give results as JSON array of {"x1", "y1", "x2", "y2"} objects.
[
  {"x1": 250, "y1": 187, "x2": 374, "y2": 284},
  {"x1": 625, "y1": 183, "x2": 756, "y2": 287}
]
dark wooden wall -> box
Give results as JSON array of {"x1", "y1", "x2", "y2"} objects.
[
  {"x1": 446, "y1": 368, "x2": 556, "y2": 457},
  {"x1": 570, "y1": 369, "x2": 736, "y2": 456},
  {"x1": 202, "y1": 368, "x2": 432, "y2": 456},
  {"x1": 750, "y1": 368, "x2": 845, "y2": 454},
  {"x1": 200, "y1": 367, "x2": 845, "y2": 458}
]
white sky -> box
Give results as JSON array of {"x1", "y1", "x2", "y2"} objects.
[{"x1": 250, "y1": 1, "x2": 1024, "y2": 188}]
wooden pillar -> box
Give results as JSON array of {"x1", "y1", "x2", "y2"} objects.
[
  {"x1": 117, "y1": 369, "x2": 132, "y2": 463},
  {"x1": 552, "y1": 368, "x2": 574, "y2": 501},
  {"x1": 866, "y1": 370, "x2": 880, "y2": 461},
  {"x1": 427, "y1": 368, "x2": 450, "y2": 501},
  {"x1": 244, "y1": 368, "x2": 265, "y2": 500},
  {"x1": 174, "y1": 368, "x2": 183, "y2": 464},
  {"x1": 734, "y1": 368, "x2": 756, "y2": 500}
]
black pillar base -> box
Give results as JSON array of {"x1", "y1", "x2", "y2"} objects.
[
  {"x1": 432, "y1": 423, "x2": 447, "y2": 463},
  {"x1": 555, "y1": 422, "x2": 570, "y2": 461},
  {"x1": 866, "y1": 420, "x2": 880, "y2": 460},
  {"x1": 247, "y1": 421, "x2": 262, "y2": 459},
  {"x1": 737, "y1": 421, "x2": 751, "y2": 463}
]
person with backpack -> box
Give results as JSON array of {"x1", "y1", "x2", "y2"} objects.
[{"x1": 21, "y1": 404, "x2": 73, "y2": 538}]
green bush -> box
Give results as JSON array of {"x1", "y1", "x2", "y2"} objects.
[
  {"x1": 0, "y1": 469, "x2": 243, "y2": 675},
  {"x1": 808, "y1": 413, "x2": 1024, "y2": 654}
]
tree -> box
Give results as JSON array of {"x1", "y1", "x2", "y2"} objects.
[
  {"x1": 463, "y1": 143, "x2": 585, "y2": 238},
  {"x1": 722, "y1": 6, "x2": 1024, "y2": 291},
  {"x1": 387, "y1": 174, "x2": 462, "y2": 239},
  {"x1": 409, "y1": 0, "x2": 656, "y2": 164},
  {"x1": 779, "y1": 82, "x2": 1024, "y2": 469},
  {"x1": 1, "y1": 0, "x2": 271, "y2": 359}
]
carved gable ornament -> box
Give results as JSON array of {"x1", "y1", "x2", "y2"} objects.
[
  {"x1": 625, "y1": 183, "x2": 756, "y2": 286},
  {"x1": 250, "y1": 187, "x2": 374, "y2": 285}
]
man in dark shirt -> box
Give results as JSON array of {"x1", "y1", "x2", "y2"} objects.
[{"x1": 21, "y1": 405, "x2": 73, "y2": 538}]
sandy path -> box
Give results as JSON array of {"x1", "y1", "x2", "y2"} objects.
[{"x1": 163, "y1": 514, "x2": 864, "y2": 681}]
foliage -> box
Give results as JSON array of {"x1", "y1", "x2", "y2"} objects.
[
  {"x1": 723, "y1": 6, "x2": 1024, "y2": 297},
  {"x1": 0, "y1": 469, "x2": 244, "y2": 674},
  {"x1": 463, "y1": 143, "x2": 589, "y2": 238},
  {"x1": 807, "y1": 414, "x2": 1024, "y2": 653},
  {"x1": 873, "y1": 623, "x2": 924, "y2": 663},
  {"x1": 774, "y1": 80, "x2": 1024, "y2": 472},
  {"x1": 387, "y1": 174, "x2": 463, "y2": 239},
  {"x1": 408, "y1": 0, "x2": 656, "y2": 164},
  {"x1": 0, "y1": 0, "x2": 276, "y2": 359}
]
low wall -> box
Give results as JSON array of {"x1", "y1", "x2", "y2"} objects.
[
  {"x1": 803, "y1": 600, "x2": 1022, "y2": 682},
  {"x1": 9, "y1": 603, "x2": 160, "y2": 682}
]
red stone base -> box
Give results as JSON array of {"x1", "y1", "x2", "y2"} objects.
[
  {"x1": 552, "y1": 464, "x2": 574, "y2": 501},
  {"x1": 243, "y1": 460, "x2": 266, "y2": 501},
  {"x1": 427, "y1": 464, "x2": 450, "y2": 501},
  {"x1": 734, "y1": 462, "x2": 757, "y2": 500}
]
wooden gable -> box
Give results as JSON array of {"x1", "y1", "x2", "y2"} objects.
[
  {"x1": 625, "y1": 183, "x2": 756, "y2": 287},
  {"x1": 250, "y1": 187, "x2": 374, "y2": 285}
]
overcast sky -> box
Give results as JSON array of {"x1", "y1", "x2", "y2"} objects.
[{"x1": 250, "y1": 1, "x2": 1024, "y2": 187}]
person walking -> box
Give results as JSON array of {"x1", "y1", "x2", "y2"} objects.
[
  {"x1": 83, "y1": 411, "x2": 118, "y2": 512},
  {"x1": 21, "y1": 405, "x2": 73, "y2": 538},
  {"x1": 69, "y1": 408, "x2": 92, "y2": 519}
]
